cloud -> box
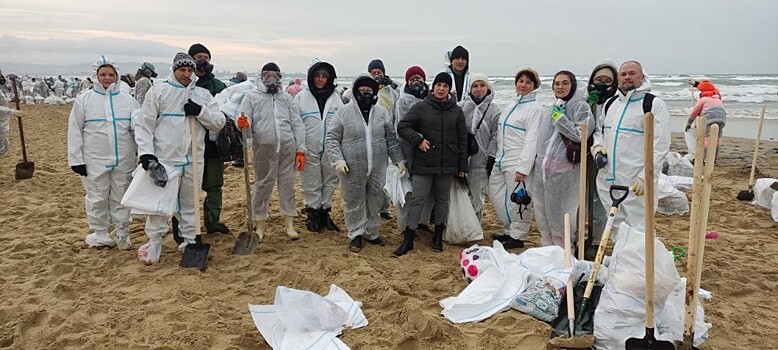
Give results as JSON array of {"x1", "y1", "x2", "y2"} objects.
[{"x1": 0, "y1": 34, "x2": 178, "y2": 63}]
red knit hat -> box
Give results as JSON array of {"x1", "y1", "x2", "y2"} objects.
[
  {"x1": 405, "y1": 66, "x2": 426, "y2": 84},
  {"x1": 697, "y1": 80, "x2": 719, "y2": 97}
]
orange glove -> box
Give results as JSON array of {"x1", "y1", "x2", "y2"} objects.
[
  {"x1": 236, "y1": 112, "x2": 250, "y2": 130},
  {"x1": 295, "y1": 151, "x2": 306, "y2": 171}
]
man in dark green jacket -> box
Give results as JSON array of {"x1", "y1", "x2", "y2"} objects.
[{"x1": 189, "y1": 43, "x2": 229, "y2": 234}]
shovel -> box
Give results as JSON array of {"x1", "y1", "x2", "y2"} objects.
[
  {"x1": 9, "y1": 76, "x2": 34, "y2": 180},
  {"x1": 232, "y1": 119, "x2": 259, "y2": 255},
  {"x1": 625, "y1": 112, "x2": 675, "y2": 350},
  {"x1": 574, "y1": 184, "x2": 629, "y2": 332},
  {"x1": 180, "y1": 115, "x2": 210, "y2": 271},
  {"x1": 682, "y1": 123, "x2": 719, "y2": 349},
  {"x1": 736, "y1": 105, "x2": 765, "y2": 201}
]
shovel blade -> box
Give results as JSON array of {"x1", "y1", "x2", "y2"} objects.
[
  {"x1": 15, "y1": 161, "x2": 34, "y2": 180},
  {"x1": 625, "y1": 328, "x2": 676, "y2": 350},
  {"x1": 180, "y1": 242, "x2": 210, "y2": 271},
  {"x1": 736, "y1": 189, "x2": 754, "y2": 201},
  {"x1": 231, "y1": 231, "x2": 259, "y2": 255}
]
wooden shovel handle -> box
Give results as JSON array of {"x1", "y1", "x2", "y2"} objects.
[
  {"x1": 564, "y1": 214, "x2": 575, "y2": 328},
  {"x1": 748, "y1": 105, "x2": 766, "y2": 187},
  {"x1": 644, "y1": 112, "x2": 656, "y2": 328},
  {"x1": 684, "y1": 116, "x2": 707, "y2": 343}
]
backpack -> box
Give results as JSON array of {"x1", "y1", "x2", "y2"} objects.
[{"x1": 216, "y1": 113, "x2": 244, "y2": 163}]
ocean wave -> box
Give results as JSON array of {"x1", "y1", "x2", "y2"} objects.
[
  {"x1": 731, "y1": 76, "x2": 778, "y2": 81},
  {"x1": 653, "y1": 82, "x2": 685, "y2": 87}
]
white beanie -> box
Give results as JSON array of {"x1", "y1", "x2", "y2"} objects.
[{"x1": 470, "y1": 72, "x2": 490, "y2": 89}]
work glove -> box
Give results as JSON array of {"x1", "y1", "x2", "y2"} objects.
[
  {"x1": 295, "y1": 151, "x2": 306, "y2": 171},
  {"x1": 334, "y1": 161, "x2": 349, "y2": 175},
  {"x1": 139, "y1": 154, "x2": 158, "y2": 171},
  {"x1": 397, "y1": 162, "x2": 406, "y2": 175},
  {"x1": 485, "y1": 156, "x2": 496, "y2": 176},
  {"x1": 586, "y1": 90, "x2": 600, "y2": 105},
  {"x1": 184, "y1": 99, "x2": 202, "y2": 116},
  {"x1": 12, "y1": 110, "x2": 24, "y2": 118},
  {"x1": 632, "y1": 178, "x2": 645, "y2": 196},
  {"x1": 550, "y1": 105, "x2": 565, "y2": 122},
  {"x1": 685, "y1": 124, "x2": 691, "y2": 132},
  {"x1": 592, "y1": 145, "x2": 607, "y2": 170},
  {"x1": 236, "y1": 113, "x2": 250, "y2": 130},
  {"x1": 71, "y1": 164, "x2": 87, "y2": 177}
]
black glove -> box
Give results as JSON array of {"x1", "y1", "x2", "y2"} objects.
[
  {"x1": 594, "y1": 152, "x2": 608, "y2": 170},
  {"x1": 139, "y1": 154, "x2": 158, "y2": 171},
  {"x1": 71, "y1": 164, "x2": 87, "y2": 177},
  {"x1": 485, "y1": 156, "x2": 496, "y2": 176},
  {"x1": 184, "y1": 99, "x2": 202, "y2": 116}
]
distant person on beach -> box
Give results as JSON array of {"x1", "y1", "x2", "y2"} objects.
[
  {"x1": 0, "y1": 69, "x2": 25, "y2": 158},
  {"x1": 295, "y1": 61, "x2": 343, "y2": 233},
  {"x1": 134, "y1": 62, "x2": 157, "y2": 105},
  {"x1": 66, "y1": 56, "x2": 139, "y2": 250},
  {"x1": 590, "y1": 60, "x2": 670, "y2": 238},
  {"x1": 583, "y1": 61, "x2": 619, "y2": 259},
  {"x1": 446, "y1": 45, "x2": 471, "y2": 102},
  {"x1": 325, "y1": 75, "x2": 405, "y2": 253},
  {"x1": 133, "y1": 52, "x2": 225, "y2": 264},
  {"x1": 688, "y1": 79, "x2": 726, "y2": 158},
  {"x1": 227, "y1": 71, "x2": 248, "y2": 86},
  {"x1": 367, "y1": 58, "x2": 400, "y2": 220},
  {"x1": 286, "y1": 77, "x2": 304, "y2": 97},
  {"x1": 236, "y1": 62, "x2": 306, "y2": 242},
  {"x1": 488, "y1": 68, "x2": 543, "y2": 249}
]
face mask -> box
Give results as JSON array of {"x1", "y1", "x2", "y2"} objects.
[
  {"x1": 589, "y1": 82, "x2": 617, "y2": 103},
  {"x1": 0, "y1": 77, "x2": 5, "y2": 85},
  {"x1": 355, "y1": 91, "x2": 375, "y2": 112},
  {"x1": 195, "y1": 59, "x2": 214, "y2": 74},
  {"x1": 263, "y1": 76, "x2": 281, "y2": 94},
  {"x1": 406, "y1": 80, "x2": 428, "y2": 98}
]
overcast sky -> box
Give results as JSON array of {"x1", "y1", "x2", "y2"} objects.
[{"x1": 1, "y1": 0, "x2": 776, "y2": 76}]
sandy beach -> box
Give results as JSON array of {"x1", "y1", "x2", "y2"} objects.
[{"x1": 1, "y1": 104, "x2": 776, "y2": 349}]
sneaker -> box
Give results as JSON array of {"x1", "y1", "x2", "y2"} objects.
[
  {"x1": 137, "y1": 241, "x2": 162, "y2": 265},
  {"x1": 365, "y1": 236, "x2": 386, "y2": 246},
  {"x1": 86, "y1": 232, "x2": 117, "y2": 248},
  {"x1": 349, "y1": 236, "x2": 363, "y2": 253},
  {"x1": 502, "y1": 237, "x2": 525, "y2": 249}
]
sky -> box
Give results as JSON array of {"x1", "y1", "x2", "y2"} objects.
[{"x1": 1, "y1": 0, "x2": 776, "y2": 76}]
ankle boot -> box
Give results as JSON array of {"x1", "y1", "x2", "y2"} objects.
[
  {"x1": 305, "y1": 207, "x2": 322, "y2": 233},
  {"x1": 392, "y1": 227, "x2": 415, "y2": 257},
  {"x1": 431, "y1": 224, "x2": 445, "y2": 252},
  {"x1": 285, "y1": 216, "x2": 300, "y2": 240},
  {"x1": 321, "y1": 207, "x2": 341, "y2": 232}
]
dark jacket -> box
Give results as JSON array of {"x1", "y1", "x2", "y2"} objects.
[
  {"x1": 397, "y1": 95, "x2": 468, "y2": 175},
  {"x1": 196, "y1": 72, "x2": 227, "y2": 159}
]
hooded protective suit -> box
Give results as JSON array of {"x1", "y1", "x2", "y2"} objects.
[
  {"x1": 296, "y1": 62, "x2": 342, "y2": 211},
  {"x1": 487, "y1": 90, "x2": 544, "y2": 240},
  {"x1": 459, "y1": 89, "x2": 500, "y2": 221},
  {"x1": 532, "y1": 85, "x2": 594, "y2": 247},
  {"x1": 133, "y1": 69, "x2": 225, "y2": 254},
  {"x1": 67, "y1": 56, "x2": 140, "y2": 247},
  {"x1": 240, "y1": 75, "x2": 306, "y2": 221},
  {"x1": 326, "y1": 91, "x2": 404, "y2": 241},
  {"x1": 591, "y1": 71, "x2": 670, "y2": 240},
  {"x1": 0, "y1": 91, "x2": 23, "y2": 157}
]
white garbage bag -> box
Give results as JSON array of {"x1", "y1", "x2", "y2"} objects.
[
  {"x1": 752, "y1": 178, "x2": 778, "y2": 210},
  {"x1": 383, "y1": 164, "x2": 411, "y2": 207},
  {"x1": 664, "y1": 151, "x2": 694, "y2": 177},
  {"x1": 593, "y1": 223, "x2": 682, "y2": 350},
  {"x1": 444, "y1": 181, "x2": 483, "y2": 244},
  {"x1": 121, "y1": 163, "x2": 181, "y2": 216},
  {"x1": 772, "y1": 192, "x2": 778, "y2": 222},
  {"x1": 657, "y1": 174, "x2": 689, "y2": 216},
  {"x1": 684, "y1": 126, "x2": 697, "y2": 160},
  {"x1": 655, "y1": 278, "x2": 712, "y2": 348},
  {"x1": 666, "y1": 175, "x2": 694, "y2": 192}
]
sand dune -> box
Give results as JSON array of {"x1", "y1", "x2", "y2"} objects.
[{"x1": 0, "y1": 104, "x2": 776, "y2": 349}]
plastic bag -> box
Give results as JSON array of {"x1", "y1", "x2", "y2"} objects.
[
  {"x1": 510, "y1": 276, "x2": 564, "y2": 322},
  {"x1": 772, "y1": 192, "x2": 778, "y2": 222},
  {"x1": 663, "y1": 151, "x2": 694, "y2": 177},
  {"x1": 666, "y1": 175, "x2": 694, "y2": 192},
  {"x1": 752, "y1": 178, "x2": 778, "y2": 210},
  {"x1": 383, "y1": 164, "x2": 411, "y2": 207},
  {"x1": 657, "y1": 174, "x2": 689, "y2": 216},
  {"x1": 655, "y1": 278, "x2": 712, "y2": 348},
  {"x1": 444, "y1": 181, "x2": 483, "y2": 244},
  {"x1": 121, "y1": 163, "x2": 181, "y2": 216}
]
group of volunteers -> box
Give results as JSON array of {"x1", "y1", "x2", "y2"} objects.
[{"x1": 60, "y1": 42, "x2": 724, "y2": 266}]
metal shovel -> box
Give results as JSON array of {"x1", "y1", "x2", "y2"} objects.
[
  {"x1": 232, "y1": 122, "x2": 259, "y2": 255},
  {"x1": 737, "y1": 105, "x2": 765, "y2": 201},
  {"x1": 9, "y1": 76, "x2": 34, "y2": 180}
]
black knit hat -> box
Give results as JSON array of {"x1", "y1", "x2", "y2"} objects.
[
  {"x1": 353, "y1": 75, "x2": 379, "y2": 94},
  {"x1": 432, "y1": 72, "x2": 453, "y2": 89},
  {"x1": 450, "y1": 45, "x2": 469, "y2": 61},
  {"x1": 262, "y1": 62, "x2": 281, "y2": 73},
  {"x1": 188, "y1": 43, "x2": 210, "y2": 58},
  {"x1": 367, "y1": 59, "x2": 385, "y2": 73}
]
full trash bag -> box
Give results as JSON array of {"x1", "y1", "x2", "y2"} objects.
[
  {"x1": 663, "y1": 151, "x2": 694, "y2": 177},
  {"x1": 657, "y1": 174, "x2": 689, "y2": 216},
  {"x1": 121, "y1": 163, "x2": 181, "y2": 216},
  {"x1": 445, "y1": 181, "x2": 483, "y2": 244},
  {"x1": 772, "y1": 192, "x2": 778, "y2": 222},
  {"x1": 752, "y1": 178, "x2": 778, "y2": 210},
  {"x1": 383, "y1": 164, "x2": 411, "y2": 207}
]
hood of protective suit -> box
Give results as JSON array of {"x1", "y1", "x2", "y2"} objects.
[
  {"x1": 165, "y1": 67, "x2": 199, "y2": 90},
  {"x1": 307, "y1": 61, "x2": 337, "y2": 98},
  {"x1": 561, "y1": 84, "x2": 588, "y2": 107},
  {"x1": 91, "y1": 55, "x2": 122, "y2": 94}
]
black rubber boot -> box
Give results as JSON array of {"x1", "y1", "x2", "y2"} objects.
[
  {"x1": 305, "y1": 207, "x2": 322, "y2": 233},
  {"x1": 321, "y1": 207, "x2": 341, "y2": 232},
  {"x1": 392, "y1": 228, "x2": 415, "y2": 257},
  {"x1": 431, "y1": 224, "x2": 445, "y2": 252}
]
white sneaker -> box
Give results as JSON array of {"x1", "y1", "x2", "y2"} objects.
[
  {"x1": 86, "y1": 232, "x2": 117, "y2": 248},
  {"x1": 137, "y1": 241, "x2": 162, "y2": 265},
  {"x1": 115, "y1": 234, "x2": 132, "y2": 250}
]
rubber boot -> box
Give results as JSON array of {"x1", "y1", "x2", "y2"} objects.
[
  {"x1": 321, "y1": 207, "x2": 341, "y2": 232},
  {"x1": 392, "y1": 228, "x2": 415, "y2": 257},
  {"x1": 431, "y1": 224, "x2": 445, "y2": 252},
  {"x1": 285, "y1": 216, "x2": 300, "y2": 240},
  {"x1": 305, "y1": 207, "x2": 322, "y2": 233},
  {"x1": 255, "y1": 220, "x2": 266, "y2": 242}
]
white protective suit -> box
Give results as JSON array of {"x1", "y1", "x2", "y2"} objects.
[
  {"x1": 532, "y1": 86, "x2": 594, "y2": 247},
  {"x1": 134, "y1": 70, "x2": 225, "y2": 251},
  {"x1": 393, "y1": 89, "x2": 434, "y2": 230},
  {"x1": 0, "y1": 92, "x2": 21, "y2": 157},
  {"x1": 458, "y1": 91, "x2": 500, "y2": 221},
  {"x1": 326, "y1": 100, "x2": 404, "y2": 240},
  {"x1": 296, "y1": 87, "x2": 343, "y2": 210},
  {"x1": 67, "y1": 56, "x2": 140, "y2": 247},
  {"x1": 239, "y1": 79, "x2": 305, "y2": 221},
  {"x1": 487, "y1": 90, "x2": 544, "y2": 240},
  {"x1": 21, "y1": 79, "x2": 34, "y2": 97},
  {"x1": 591, "y1": 73, "x2": 670, "y2": 239},
  {"x1": 53, "y1": 80, "x2": 65, "y2": 97}
]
